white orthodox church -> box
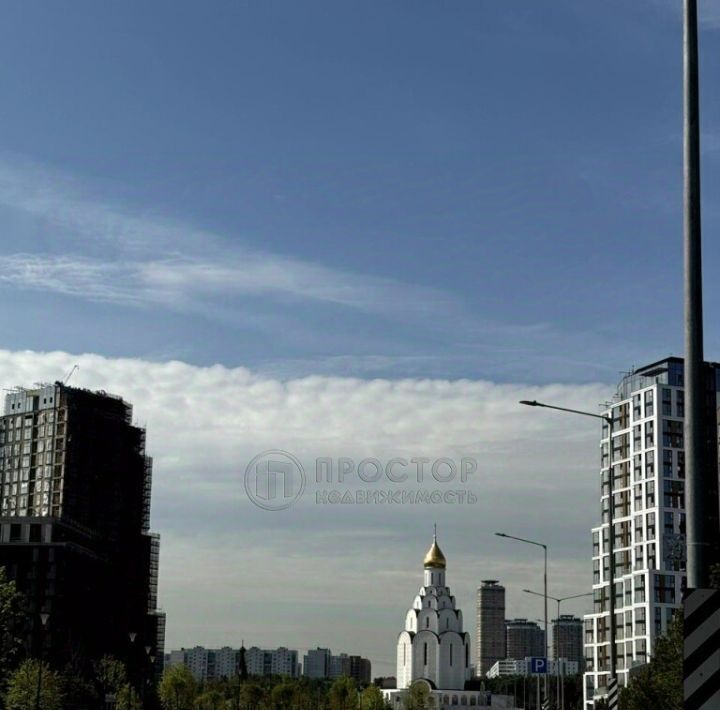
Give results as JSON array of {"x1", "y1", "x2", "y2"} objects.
[{"x1": 382, "y1": 534, "x2": 516, "y2": 710}]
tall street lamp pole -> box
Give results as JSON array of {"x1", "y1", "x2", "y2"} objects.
[
  {"x1": 34, "y1": 612, "x2": 50, "y2": 710},
  {"x1": 683, "y1": 0, "x2": 711, "y2": 590},
  {"x1": 524, "y1": 589, "x2": 592, "y2": 710},
  {"x1": 519, "y1": 399, "x2": 617, "y2": 707},
  {"x1": 495, "y1": 532, "x2": 548, "y2": 706}
]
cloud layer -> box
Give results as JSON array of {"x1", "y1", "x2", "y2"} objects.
[{"x1": 0, "y1": 349, "x2": 610, "y2": 674}]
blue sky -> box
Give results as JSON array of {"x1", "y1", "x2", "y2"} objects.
[
  {"x1": 1, "y1": 1, "x2": 719, "y2": 383},
  {"x1": 1, "y1": 1, "x2": 720, "y2": 671}
]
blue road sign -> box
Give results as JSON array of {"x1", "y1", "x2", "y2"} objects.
[{"x1": 530, "y1": 657, "x2": 548, "y2": 674}]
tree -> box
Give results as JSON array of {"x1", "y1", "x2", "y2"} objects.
[
  {"x1": 93, "y1": 655, "x2": 129, "y2": 696},
  {"x1": 0, "y1": 567, "x2": 23, "y2": 695},
  {"x1": 619, "y1": 612, "x2": 682, "y2": 710},
  {"x1": 360, "y1": 685, "x2": 389, "y2": 710},
  {"x1": 159, "y1": 664, "x2": 198, "y2": 710},
  {"x1": 116, "y1": 684, "x2": 143, "y2": 710},
  {"x1": 5, "y1": 659, "x2": 64, "y2": 710},
  {"x1": 239, "y1": 681, "x2": 265, "y2": 709},
  {"x1": 194, "y1": 689, "x2": 225, "y2": 710},
  {"x1": 270, "y1": 681, "x2": 296, "y2": 709},
  {"x1": 328, "y1": 677, "x2": 359, "y2": 710},
  {"x1": 403, "y1": 682, "x2": 434, "y2": 710}
]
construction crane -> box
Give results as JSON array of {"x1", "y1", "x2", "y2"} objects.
[{"x1": 63, "y1": 364, "x2": 79, "y2": 385}]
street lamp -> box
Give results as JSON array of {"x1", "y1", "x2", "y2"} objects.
[
  {"x1": 495, "y1": 532, "x2": 548, "y2": 706},
  {"x1": 519, "y1": 399, "x2": 618, "y2": 703},
  {"x1": 35, "y1": 612, "x2": 50, "y2": 710},
  {"x1": 524, "y1": 589, "x2": 592, "y2": 710}
]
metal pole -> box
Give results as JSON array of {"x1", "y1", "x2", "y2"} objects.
[
  {"x1": 556, "y1": 599, "x2": 561, "y2": 710},
  {"x1": 607, "y1": 413, "x2": 617, "y2": 691},
  {"x1": 543, "y1": 545, "x2": 548, "y2": 709},
  {"x1": 684, "y1": 0, "x2": 711, "y2": 590}
]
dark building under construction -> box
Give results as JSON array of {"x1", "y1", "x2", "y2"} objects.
[{"x1": 0, "y1": 382, "x2": 164, "y2": 680}]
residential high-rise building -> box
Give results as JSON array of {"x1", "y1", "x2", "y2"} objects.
[
  {"x1": 304, "y1": 647, "x2": 331, "y2": 678},
  {"x1": 167, "y1": 646, "x2": 239, "y2": 681},
  {"x1": 246, "y1": 646, "x2": 300, "y2": 678},
  {"x1": 476, "y1": 580, "x2": 506, "y2": 676},
  {"x1": 583, "y1": 358, "x2": 720, "y2": 709},
  {"x1": 328, "y1": 653, "x2": 372, "y2": 683},
  {"x1": 552, "y1": 615, "x2": 583, "y2": 666},
  {"x1": 505, "y1": 619, "x2": 545, "y2": 661},
  {"x1": 0, "y1": 383, "x2": 164, "y2": 677}
]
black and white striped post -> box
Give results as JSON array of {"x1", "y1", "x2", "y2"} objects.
[
  {"x1": 606, "y1": 677, "x2": 618, "y2": 710},
  {"x1": 684, "y1": 589, "x2": 720, "y2": 709}
]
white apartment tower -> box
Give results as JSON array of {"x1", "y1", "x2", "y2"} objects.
[{"x1": 583, "y1": 357, "x2": 720, "y2": 709}]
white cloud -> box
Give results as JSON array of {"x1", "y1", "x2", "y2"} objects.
[
  {"x1": 0, "y1": 349, "x2": 610, "y2": 674},
  {"x1": 0, "y1": 157, "x2": 458, "y2": 321}
]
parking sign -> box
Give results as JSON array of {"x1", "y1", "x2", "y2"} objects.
[{"x1": 530, "y1": 657, "x2": 548, "y2": 674}]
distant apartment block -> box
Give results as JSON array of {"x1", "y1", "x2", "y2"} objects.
[
  {"x1": 246, "y1": 646, "x2": 300, "y2": 678},
  {"x1": 476, "y1": 580, "x2": 506, "y2": 676},
  {"x1": 552, "y1": 615, "x2": 583, "y2": 666},
  {"x1": 303, "y1": 647, "x2": 331, "y2": 678},
  {"x1": 303, "y1": 647, "x2": 371, "y2": 683},
  {"x1": 167, "y1": 645, "x2": 299, "y2": 680},
  {"x1": 505, "y1": 619, "x2": 545, "y2": 661}
]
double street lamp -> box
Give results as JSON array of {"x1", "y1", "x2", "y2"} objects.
[
  {"x1": 494, "y1": 532, "x2": 548, "y2": 706},
  {"x1": 524, "y1": 589, "x2": 592, "y2": 710},
  {"x1": 520, "y1": 399, "x2": 618, "y2": 702}
]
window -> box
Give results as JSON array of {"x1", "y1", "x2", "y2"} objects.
[
  {"x1": 423, "y1": 643, "x2": 428, "y2": 666},
  {"x1": 634, "y1": 575, "x2": 646, "y2": 603},
  {"x1": 645, "y1": 450, "x2": 655, "y2": 478},
  {"x1": 647, "y1": 542, "x2": 656, "y2": 568},
  {"x1": 634, "y1": 515, "x2": 644, "y2": 542},
  {"x1": 663, "y1": 449, "x2": 673, "y2": 477},
  {"x1": 634, "y1": 545, "x2": 644, "y2": 571},
  {"x1": 646, "y1": 481, "x2": 655, "y2": 508},
  {"x1": 635, "y1": 608, "x2": 646, "y2": 636},
  {"x1": 664, "y1": 480, "x2": 684, "y2": 509},
  {"x1": 662, "y1": 389, "x2": 672, "y2": 415},
  {"x1": 645, "y1": 421, "x2": 654, "y2": 448},
  {"x1": 654, "y1": 606, "x2": 663, "y2": 635},
  {"x1": 634, "y1": 485, "x2": 643, "y2": 512},
  {"x1": 664, "y1": 512, "x2": 674, "y2": 536},
  {"x1": 676, "y1": 390, "x2": 684, "y2": 417},
  {"x1": 662, "y1": 419, "x2": 683, "y2": 448},
  {"x1": 647, "y1": 513, "x2": 656, "y2": 540},
  {"x1": 633, "y1": 394, "x2": 642, "y2": 420},
  {"x1": 633, "y1": 425, "x2": 641, "y2": 451},
  {"x1": 633, "y1": 454, "x2": 642, "y2": 481},
  {"x1": 644, "y1": 390, "x2": 654, "y2": 417}
]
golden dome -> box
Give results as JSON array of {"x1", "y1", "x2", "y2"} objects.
[{"x1": 423, "y1": 534, "x2": 446, "y2": 569}]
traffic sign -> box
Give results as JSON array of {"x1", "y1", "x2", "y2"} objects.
[{"x1": 530, "y1": 657, "x2": 548, "y2": 674}]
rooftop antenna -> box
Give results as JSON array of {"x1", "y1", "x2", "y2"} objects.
[{"x1": 63, "y1": 364, "x2": 79, "y2": 386}]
